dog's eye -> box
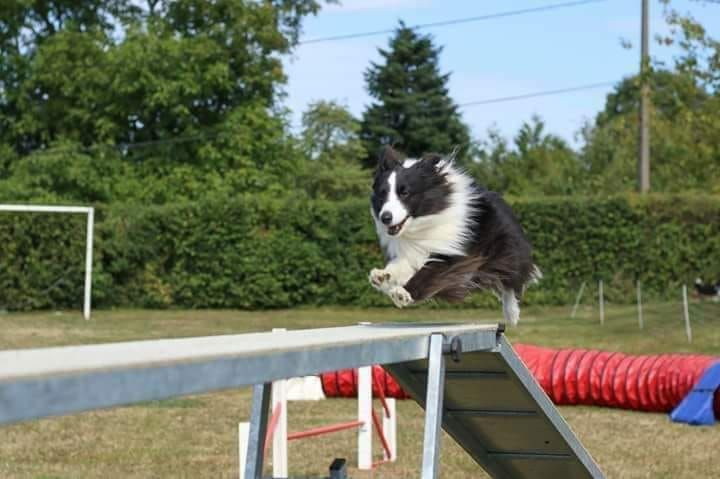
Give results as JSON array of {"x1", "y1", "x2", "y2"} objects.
[{"x1": 397, "y1": 185, "x2": 409, "y2": 197}]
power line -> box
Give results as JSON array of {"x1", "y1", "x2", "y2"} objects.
[
  {"x1": 299, "y1": 0, "x2": 608, "y2": 45},
  {"x1": 456, "y1": 81, "x2": 616, "y2": 109},
  {"x1": 19, "y1": 130, "x2": 227, "y2": 157},
  {"x1": 340, "y1": 80, "x2": 618, "y2": 131},
  {"x1": 20, "y1": 80, "x2": 619, "y2": 158},
  {"x1": 357, "y1": 81, "x2": 617, "y2": 122}
]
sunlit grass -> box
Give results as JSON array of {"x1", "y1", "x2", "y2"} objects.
[{"x1": 0, "y1": 304, "x2": 718, "y2": 478}]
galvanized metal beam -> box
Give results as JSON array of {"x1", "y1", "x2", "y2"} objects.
[
  {"x1": 496, "y1": 336, "x2": 605, "y2": 478},
  {"x1": 0, "y1": 323, "x2": 498, "y2": 425},
  {"x1": 0, "y1": 322, "x2": 605, "y2": 479}
]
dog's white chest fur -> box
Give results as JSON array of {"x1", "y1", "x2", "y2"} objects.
[{"x1": 373, "y1": 163, "x2": 478, "y2": 272}]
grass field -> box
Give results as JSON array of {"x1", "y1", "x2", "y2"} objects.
[{"x1": 1, "y1": 302, "x2": 718, "y2": 479}]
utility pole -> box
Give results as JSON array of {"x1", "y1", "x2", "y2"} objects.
[{"x1": 638, "y1": 0, "x2": 650, "y2": 193}]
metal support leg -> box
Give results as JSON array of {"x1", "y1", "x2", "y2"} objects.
[
  {"x1": 245, "y1": 383, "x2": 271, "y2": 479},
  {"x1": 421, "y1": 334, "x2": 447, "y2": 479}
]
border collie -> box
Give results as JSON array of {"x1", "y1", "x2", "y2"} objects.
[{"x1": 368, "y1": 146, "x2": 540, "y2": 325}]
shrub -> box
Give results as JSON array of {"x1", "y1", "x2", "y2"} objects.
[{"x1": 1, "y1": 194, "x2": 718, "y2": 311}]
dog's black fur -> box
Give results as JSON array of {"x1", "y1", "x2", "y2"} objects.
[
  {"x1": 410, "y1": 190, "x2": 535, "y2": 303},
  {"x1": 370, "y1": 146, "x2": 538, "y2": 323}
]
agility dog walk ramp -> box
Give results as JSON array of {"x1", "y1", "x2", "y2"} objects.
[
  {"x1": 385, "y1": 329, "x2": 604, "y2": 478},
  {"x1": 0, "y1": 322, "x2": 603, "y2": 478}
]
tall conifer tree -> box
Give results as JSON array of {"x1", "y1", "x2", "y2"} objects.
[{"x1": 360, "y1": 22, "x2": 470, "y2": 168}]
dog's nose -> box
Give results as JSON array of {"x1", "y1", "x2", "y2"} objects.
[{"x1": 380, "y1": 211, "x2": 392, "y2": 225}]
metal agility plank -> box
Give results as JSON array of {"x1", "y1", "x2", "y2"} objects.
[
  {"x1": 0, "y1": 322, "x2": 603, "y2": 478},
  {"x1": 0, "y1": 323, "x2": 498, "y2": 425},
  {"x1": 385, "y1": 334, "x2": 605, "y2": 479}
]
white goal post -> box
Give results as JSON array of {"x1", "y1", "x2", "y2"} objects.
[{"x1": 0, "y1": 204, "x2": 94, "y2": 320}]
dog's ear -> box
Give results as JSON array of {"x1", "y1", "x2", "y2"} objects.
[
  {"x1": 420, "y1": 152, "x2": 447, "y2": 170},
  {"x1": 377, "y1": 145, "x2": 401, "y2": 171}
]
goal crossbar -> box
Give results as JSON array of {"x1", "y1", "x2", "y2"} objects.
[{"x1": 0, "y1": 204, "x2": 94, "y2": 320}]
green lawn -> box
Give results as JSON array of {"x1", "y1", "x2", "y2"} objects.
[{"x1": 0, "y1": 303, "x2": 718, "y2": 478}]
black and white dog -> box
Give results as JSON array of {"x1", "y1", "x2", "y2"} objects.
[{"x1": 368, "y1": 146, "x2": 540, "y2": 325}]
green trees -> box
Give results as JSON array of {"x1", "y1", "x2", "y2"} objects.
[
  {"x1": 2, "y1": 3, "x2": 720, "y2": 312},
  {"x1": 579, "y1": 72, "x2": 716, "y2": 194},
  {"x1": 475, "y1": 3, "x2": 720, "y2": 196},
  {"x1": 360, "y1": 22, "x2": 470, "y2": 168},
  {"x1": 2, "y1": 1, "x2": 321, "y2": 155},
  {"x1": 0, "y1": 0, "x2": 325, "y2": 202},
  {"x1": 301, "y1": 100, "x2": 366, "y2": 163},
  {"x1": 297, "y1": 101, "x2": 369, "y2": 200},
  {"x1": 1, "y1": 2, "x2": 719, "y2": 203},
  {"x1": 472, "y1": 117, "x2": 581, "y2": 196},
  {"x1": 573, "y1": 1, "x2": 720, "y2": 194}
]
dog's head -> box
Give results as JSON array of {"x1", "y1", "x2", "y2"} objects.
[{"x1": 370, "y1": 146, "x2": 452, "y2": 237}]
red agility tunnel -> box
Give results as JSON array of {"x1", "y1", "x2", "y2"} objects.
[
  {"x1": 513, "y1": 344, "x2": 719, "y2": 415},
  {"x1": 321, "y1": 365, "x2": 411, "y2": 400},
  {"x1": 320, "y1": 346, "x2": 720, "y2": 416}
]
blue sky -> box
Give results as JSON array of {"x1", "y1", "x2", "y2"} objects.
[{"x1": 282, "y1": 0, "x2": 719, "y2": 148}]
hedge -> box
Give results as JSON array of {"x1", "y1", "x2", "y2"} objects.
[{"x1": 1, "y1": 194, "x2": 719, "y2": 311}]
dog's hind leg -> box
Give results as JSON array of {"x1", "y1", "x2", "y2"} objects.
[
  {"x1": 404, "y1": 255, "x2": 486, "y2": 304},
  {"x1": 403, "y1": 260, "x2": 455, "y2": 304},
  {"x1": 501, "y1": 289, "x2": 520, "y2": 326}
]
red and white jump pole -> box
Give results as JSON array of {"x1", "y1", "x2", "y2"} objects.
[
  {"x1": 238, "y1": 330, "x2": 397, "y2": 478},
  {"x1": 271, "y1": 360, "x2": 288, "y2": 478}
]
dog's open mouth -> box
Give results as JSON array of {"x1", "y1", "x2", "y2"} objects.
[{"x1": 387, "y1": 216, "x2": 408, "y2": 236}]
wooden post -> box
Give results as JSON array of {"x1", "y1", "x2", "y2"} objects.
[
  {"x1": 271, "y1": 380, "x2": 288, "y2": 478},
  {"x1": 383, "y1": 398, "x2": 397, "y2": 462},
  {"x1": 239, "y1": 422, "x2": 250, "y2": 479},
  {"x1": 637, "y1": 280, "x2": 644, "y2": 330},
  {"x1": 638, "y1": 0, "x2": 651, "y2": 193},
  {"x1": 271, "y1": 328, "x2": 288, "y2": 478},
  {"x1": 570, "y1": 281, "x2": 586, "y2": 319},
  {"x1": 599, "y1": 280, "x2": 604, "y2": 326},
  {"x1": 683, "y1": 284, "x2": 692, "y2": 343},
  {"x1": 357, "y1": 366, "x2": 372, "y2": 470}
]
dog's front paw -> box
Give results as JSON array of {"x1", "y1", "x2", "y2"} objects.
[
  {"x1": 389, "y1": 286, "x2": 413, "y2": 308},
  {"x1": 369, "y1": 268, "x2": 392, "y2": 291}
]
